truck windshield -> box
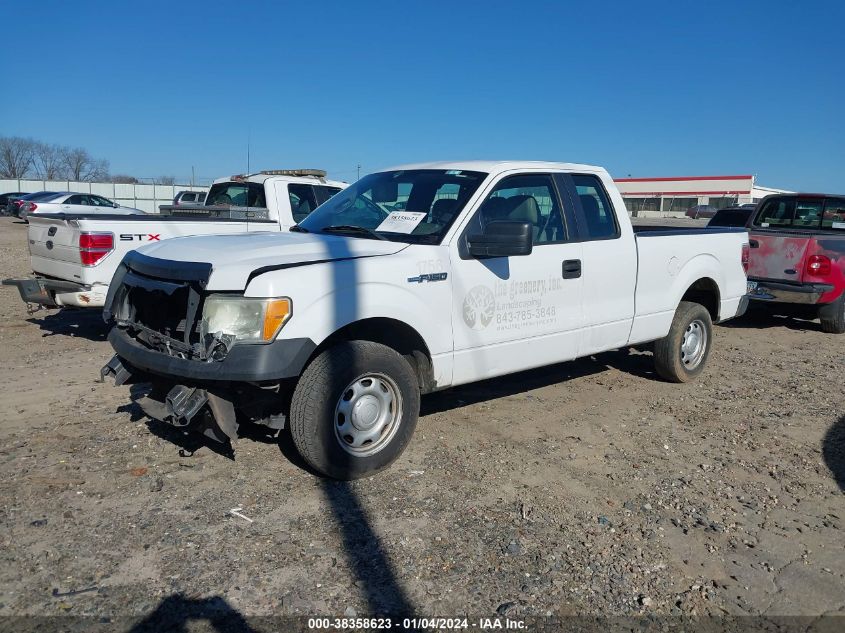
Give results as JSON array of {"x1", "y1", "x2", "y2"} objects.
[
  {"x1": 205, "y1": 182, "x2": 266, "y2": 208},
  {"x1": 297, "y1": 169, "x2": 487, "y2": 243}
]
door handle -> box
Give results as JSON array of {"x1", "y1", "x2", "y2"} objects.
[
  {"x1": 562, "y1": 259, "x2": 581, "y2": 279},
  {"x1": 749, "y1": 239, "x2": 759, "y2": 248}
]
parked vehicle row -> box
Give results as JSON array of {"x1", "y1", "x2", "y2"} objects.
[
  {"x1": 20, "y1": 192, "x2": 146, "y2": 222},
  {"x1": 96, "y1": 160, "x2": 751, "y2": 479},
  {"x1": 1, "y1": 190, "x2": 147, "y2": 222},
  {"x1": 3, "y1": 169, "x2": 345, "y2": 309},
  {"x1": 0, "y1": 191, "x2": 29, "y2": 212}
]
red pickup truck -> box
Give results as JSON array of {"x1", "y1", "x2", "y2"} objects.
[{"x1": 746, "y1": 194, "x2": 845, "y2": 333}]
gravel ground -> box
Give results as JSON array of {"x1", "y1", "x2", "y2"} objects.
[{"x1": 0, "y1": 216, "x2": 843, "y2": 627}]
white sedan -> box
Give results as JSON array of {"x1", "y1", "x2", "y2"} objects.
[{"x1": 21, "y1": 192, "x2": 146, "y2": 221}]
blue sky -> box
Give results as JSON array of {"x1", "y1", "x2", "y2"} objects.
[{"x1": 2, "y1": 0, "x2": 843, "y2": 191}]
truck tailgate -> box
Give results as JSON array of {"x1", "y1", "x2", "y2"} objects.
[
  {"x1": 28, "y1": 216, "x2": 84, "y2": 281},
  {"x1": 747, "y1": 232, "x2": 813, "y2": 283}
]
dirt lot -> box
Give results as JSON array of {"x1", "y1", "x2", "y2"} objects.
[{"x1": 0, "y1": 216, "x2": 843, "y2": 627}]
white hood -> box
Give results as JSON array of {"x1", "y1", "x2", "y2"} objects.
[{"x1": 135, "y1": 231, "x2": 407, "y2": 290}]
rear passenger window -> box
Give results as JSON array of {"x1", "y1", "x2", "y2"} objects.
[
  {"x1": 314, "y1": 185, "x2": 341, "y2": 205},
  {"x1": 289, "y1": 184, "x2": 320, "y2": 223},
  {"x1": 823, "y1": 199, "x2": 845, "y2": 229},
  {"x1": 476, "y1": 174, "x2": 566, "y2": 244},
  {"x1": 572, "y1": 174, "x2": 618, "y2": 240},
  {"x1": 756, "y1": 198, "x2": 795, "y2": 227}
]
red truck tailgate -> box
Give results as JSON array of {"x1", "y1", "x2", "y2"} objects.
[{"x1": 747, "y1": 233, "x2": 812, "y2": 283}]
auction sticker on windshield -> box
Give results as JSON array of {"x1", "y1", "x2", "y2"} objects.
[{"x1": 376, "y1": 211, "x2": 427, "y2": 234}]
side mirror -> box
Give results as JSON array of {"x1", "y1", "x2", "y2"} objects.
[
  {"x1": 468, "y1": 220, "x2": 533, "y2": 258},
  {"x1": 113, "y1": 202, "x2": 119, "y2": 208}
]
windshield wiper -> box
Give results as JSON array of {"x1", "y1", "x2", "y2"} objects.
[
  {"x1": 289, "y1": 224, "x2": 309, "y2": 233},
  {"x1": 320, "y1": 225, "x2": 388, "y2": 241}
]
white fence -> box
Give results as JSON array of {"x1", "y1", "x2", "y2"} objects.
[{"x1": 0, "y1": 179, "x2": 210, "y2": 213}]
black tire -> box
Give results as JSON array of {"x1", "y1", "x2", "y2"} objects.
[
  {"x1": 819, "y1": 294, "x2": 845, "y2": 334},
  {"x1": 653, "y1": 301, "x2": 713, "y2": 383},
  {"x1": 289, "y1": 340, "x2": 420, "y2": 480}
]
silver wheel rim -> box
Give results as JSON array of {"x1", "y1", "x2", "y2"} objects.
[
  {"x1": 334, "y1": 373, "x2": 403, "y2": 457},
  {"x1": 680, "y1": 319, "x2": 708, "y2": 369}
]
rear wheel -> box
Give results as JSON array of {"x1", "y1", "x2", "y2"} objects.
[
  {"x1": 653, "y1": 301, "x2": 713, "y2": 383},
  {"x1": 819, "y1": 294, "x2": 845, "y2": 334},
  {"x1": 289, "y1": 340, "x2": 419, "y2": 479}
]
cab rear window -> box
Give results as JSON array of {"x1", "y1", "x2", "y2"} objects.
[
  {"x1": 754, "y1": 197, "x2": 845, "y2": 231},
  {"x1": 206, "y1": 182, "x2": 266, "y2": 207}
]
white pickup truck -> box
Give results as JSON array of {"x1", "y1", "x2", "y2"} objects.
[
  {"x1": 3, "y1": 170, "x2": 345, "y2": 310},
  {"x1": 100, "y1": 161, "x2": 750, "y2": 479}
]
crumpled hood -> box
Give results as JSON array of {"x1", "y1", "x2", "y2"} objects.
[{"x1": 135, "y1": 231, "x2": 407, "y2": 290}]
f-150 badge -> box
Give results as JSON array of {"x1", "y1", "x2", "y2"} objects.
[{"x1": 407, "y1": 273, "x2": 448, "y2": 283}]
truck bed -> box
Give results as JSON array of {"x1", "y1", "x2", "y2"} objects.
[{"x1": 632, "y1": 225, "x2": 748, "y2": 236}]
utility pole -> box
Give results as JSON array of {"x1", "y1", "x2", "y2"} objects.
[{"x1": 357, "y1": 164, "x2": 361, "y2": 181}]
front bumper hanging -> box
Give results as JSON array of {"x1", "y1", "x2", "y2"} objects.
[
  {"x1": 100, "y1": 354, "x2": 240, "y2": 444},
  {"x1": 2, "y1": 277, "x2": 86, "y2": 311}
]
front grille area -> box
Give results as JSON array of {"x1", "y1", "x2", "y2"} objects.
[
  {"x1": 128, "y1": 285, "x2": 198, "y2": 343},
  {"x1": 107, "y1": 251, "x2": 214, "y2": 361}
]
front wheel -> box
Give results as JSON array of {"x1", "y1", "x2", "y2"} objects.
[
  {"x1": 653, "y1": 301, "x2": 713, "y2": 383},
  {"x1": 289, "y1": 340, "x2": 420, "y2": 479}
]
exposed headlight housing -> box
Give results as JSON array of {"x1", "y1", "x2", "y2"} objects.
[{"x1": 200, "y1": 295, "x2": 291, "y2": 344}]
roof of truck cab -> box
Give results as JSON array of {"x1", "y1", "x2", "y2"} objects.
[
  {"x1": 212, "y1": 174, "x2": 347, "y2": 188},
  {"x1": 378, "y1": 160, "x2": 607, "y2": 175}
]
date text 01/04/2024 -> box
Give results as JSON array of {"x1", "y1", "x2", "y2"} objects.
[{"x1": 307, "y1": 616, "x2": 526, "y2": 630}]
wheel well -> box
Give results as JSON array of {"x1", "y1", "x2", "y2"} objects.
[
  {"x1": 681, "y1": 278, "x2": 720, "y2": 321},
  {"x1": 312, "y1": 318, "x2": 436, "y2": 393}
]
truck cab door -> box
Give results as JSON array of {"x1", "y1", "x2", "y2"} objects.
[
  {"x1": 558, "y1": 173, "x2": 637, "y2": 355},
  {"x1": 449, "y1": 172, "x2": 584, "y2": 385},
  {"x1": 271, "y1": 181, "x2": 318, "y2": 231}
]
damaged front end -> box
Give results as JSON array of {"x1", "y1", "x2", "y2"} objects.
[
  {"x1": 99, "y1": 252, "x2": 315, "y2": 448},
  {"x1": 101, "y1": 353, "x2": 290, "y2": 446}
]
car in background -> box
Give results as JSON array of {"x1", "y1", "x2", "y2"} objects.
[
  {"x1": 686, "y1": 204, "x2": 717, "y2": 219},
  {"x1": 173, "y1": 190, "x2": 207, "y2": 205},
  {"x1": 0, "y1": 192, "x2": 29, "y2": 214},
  {"x1": 746, "y1": 194, "x2": 845, "y2": 333},
  {"x1": 21, "y1": 193, "x2": 146, "y2": 222},
  {"x1": 8, "y1": 191, "x2": 64, "y2": 219},
  {"x1": 707, "y1": 206, "x2": 754, "y2": 228}
]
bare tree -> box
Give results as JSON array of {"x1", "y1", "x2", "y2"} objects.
[
  {"x1": 111, "y1": 174, "x2": 138, "y2": 184},
  {"x1": 88, "y1": 159, "x2": 110, "y2": 182},
  {"x1": 32, "y1": 142, "x2": 67, "y2": 180},
  {"x1": 157, "y1": 175, "x2": 176, "y2": 185},
  {"x1": 0, "y1": 136, "x2": 36, "y2": 178},
  {"x1": 62, "y1": 147, "x2": 110, "y2": 182}
]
